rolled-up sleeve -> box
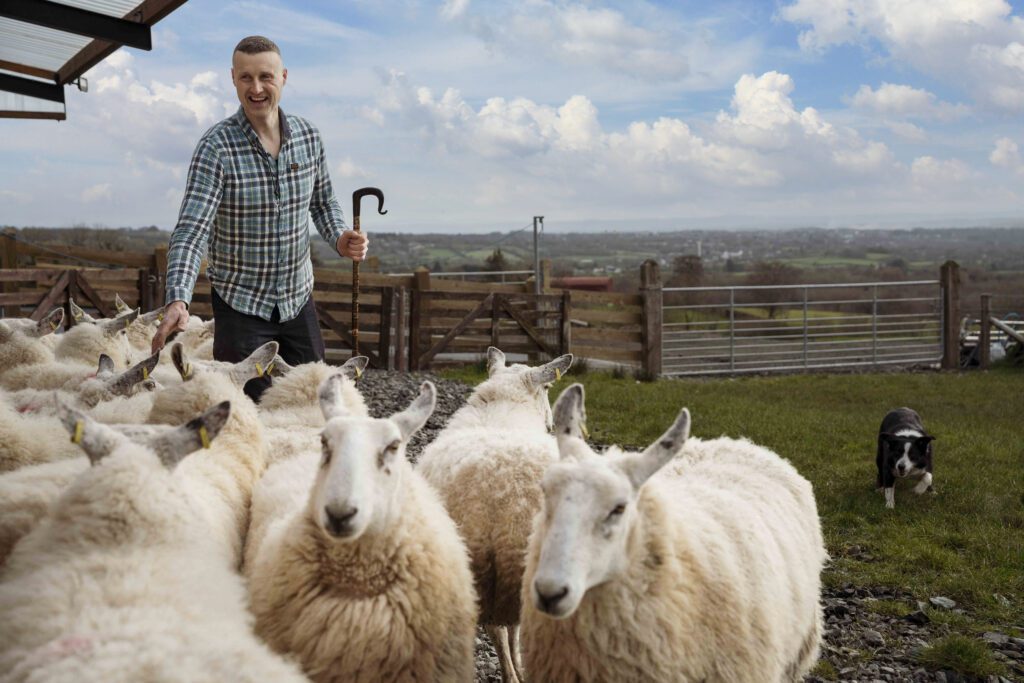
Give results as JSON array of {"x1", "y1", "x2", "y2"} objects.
[
  {"x1": 308, "y1": 134, "x2": 348, "y2": 248},
  {"x1": 165, "y1": 139, "x2": 223, "y2": 306}
]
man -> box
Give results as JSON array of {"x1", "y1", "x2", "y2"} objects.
[{"x1": 152, "y1": 36, "x2": 367, "y2": 400}]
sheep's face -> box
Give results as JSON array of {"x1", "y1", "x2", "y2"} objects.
[
  {"x1": 1, "y1": 308, "x2": 63, "y2": 338},
  {"x1": 530, "y1": 405, "x2": 691, "y2": 620},
  {"x1": 533, "y1": 456, "x2": 638, "y2": 619},
  {"x1": 312, "y1": 379, "x2": 436, "y2": 542}
]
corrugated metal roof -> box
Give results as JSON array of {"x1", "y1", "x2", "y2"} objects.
[{"x1": 0, "y1": 0, "x2": 189, "y2": 120}]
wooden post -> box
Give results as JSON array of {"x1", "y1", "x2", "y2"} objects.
[
  {"x1": 408, "y1": 267, "x2": 430, "y2": 370},
  {"x1": 394, "y1": 287, "x2": 407, "y2": 372},
  {"x1": 640, "y1": 259, "x2": 662, "y2": 378},
  {"x1": 379, "y1": 286, "x2": 394, "y2": 370},
  {"x1": 979, "y1": 293, "x2": 991, "y2": 369},
  {"x1": 560, "y1": 290, "x2": 571, "y2": 356},
  {"x1": 491, "y1": 293, "x2": 501, "y2": 349},
  {"x1": 1, "y1": 228, "x2": 17, "y2": 315},
  {"x1": 940, "y1": 261, "x2": 960, "y2": 370},
  {"x1": 541, "y1": 259, "x2": 552, "y2": 293},
  {"x1": 153, "y1": 245, "x2": 168, "y2": 306}
]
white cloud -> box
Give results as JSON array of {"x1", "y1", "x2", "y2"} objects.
[
  {"x1": 335, "y1": 158, "x2": 369, "y2": 179},
  {"x1": 885, "y1": 121, "x2": 928, "y2": 142},
  {"x1": 0, "y1": 189, "x2": 31, "y2": 203},
  {"x1": 849, "y1": 83, "x2": 968, "y2": 120},
  {"x1": 911, "y1": 156, "x2": 971, "y2": 186},
  {"x1": 780, "y1": 0, "x2": 1024, "y2": 111},
  {"x1": 442, "y1": 1, "x2": 689, "y2": 82},
  {"x1": 81, "y1": 183, "x2": 113, "y2": 202},
  {"x1": 990, "y1": 137, "x2": 1023, "y2": 172},
  {"x1": 714, "y1": 71, "x2": 835, "y2": 149}
]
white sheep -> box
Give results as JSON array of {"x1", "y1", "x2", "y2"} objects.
[
  {"x1": 245, "y1": 378, "x2": 478, "y2": 682},
  {"x1": 0, "y1": 402, "x2": 310, "y2": 683},
  {"x1": 143, "y1": 347, "x2": 271, "y2": 568},
  {"x1": 520, "y1": 384, "x2": 827, "y2": 683},
  {"x1": 257, "y1": 355, "x2": 368, "y2": 465},
  {"x1": 415, "y1": 347, "x2": 574, "y2": 683},
  {"x1": 0, "y1": 309, "x2": 63, "y2": 378}
]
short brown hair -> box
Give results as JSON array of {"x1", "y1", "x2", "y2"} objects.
[{"x1": 234, "y1": 36, "x2": 280, "y2": 56}]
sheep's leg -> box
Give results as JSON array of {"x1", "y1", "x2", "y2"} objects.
[
  {"x1": 486, "y1": 624, "x2": 521, "y2": 683},
  {"x1": 509, "y1": 624, "x2": 526, "y2": 683}
]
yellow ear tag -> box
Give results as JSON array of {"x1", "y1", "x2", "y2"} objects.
[
  {"x1": 255, "y1": 362, "x2": 264, "y2": 377},
  {"x1": 142, "y1": 367, "x2": 149, "y2": 381},
  {"x1": 156, "y1": 313, "x2": 164, "y2": 322},
  {"x1": 183, "y1": 363, "x2": 192, "y2": 379},
  {"x1": 355, "y1": 366, "x2": 363, "y2": 380},
  {"x1": 72, "y1": 420, "x2": 84, "y2": 445},
  {"x1": 49, "y1": 321, "x2": 58, "y2": 331},
  {"x1": 581, "y1": 423, "x2": 590, "y2": 439},
  {"x1": 555, "y1": 368, "x2": 562, "y2": 381},
  {"x1": 266, "y1": 361, "x2": 274, "y2": 376},
  {"x1": 73, "y1": 312, "x2": 82, "y2": 322},
  {"x1": 199, "y1": 426, "x2": 211, "y2": 449}
]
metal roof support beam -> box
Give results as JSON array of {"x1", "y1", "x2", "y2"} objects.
[
  {"x1": 0, "y1": 0, "x2": 153, "y2": 51},
  {"x1": 0, "y1": 72, "x2": 64, "y2": 103}
]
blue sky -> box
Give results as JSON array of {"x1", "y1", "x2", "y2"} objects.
[{"x1": 2, "y1": 0, "x2": 1024, "y2": 232}]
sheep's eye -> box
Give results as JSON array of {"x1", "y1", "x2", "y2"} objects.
[
  {"x1": 386, "y1": 440, "x2": 400, "y2": 453},
  {"x1": 606, "y1": 503, "x2": 626, "y2": 520},
  {"x1": 320, "y1": 438, "x2": 331, "y2": 466}
]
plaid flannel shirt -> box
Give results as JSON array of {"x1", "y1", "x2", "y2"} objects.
[{"x1": 165, "y1": 106, "x2": 348, "y2": 321}]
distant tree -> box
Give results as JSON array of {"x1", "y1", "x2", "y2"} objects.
[
  {"x1": 885, "y1": 257, "x2": 908, "y2": 273},
  {"x1": 725, "y1": 258, "x2": 743, "y2": 273},
  {"x1": 670, "y1": 255, "x2": 704, "y2": 287},
  {"x1": 484, "y1": 248, "x2": 508, "y2": 272},
  {"x1": 745, "y1": 261, "x2": 800, "y2": 318},
  {"x1": 431, "y1": 259, "x2": 444, "y2": 273}
]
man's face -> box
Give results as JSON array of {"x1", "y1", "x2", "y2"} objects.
[{"x1": 231, "y1": 50, "x2": 287, "y2": 119}]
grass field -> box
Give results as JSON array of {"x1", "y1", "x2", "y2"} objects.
[{"x1": 441, "y1": 364, "x2": 1024, "y2": 643}]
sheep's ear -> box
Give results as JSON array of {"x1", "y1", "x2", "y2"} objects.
[
  {"x1": 138, "y1": 305, "x2": 167, "y2": 326},
  {"x1": 107, "y1": 351, "x2": 160, "y2": 396},
  {"x1": 56, "y1": 396, "x2": 126, "y2": 465},
  {"x1": 100, "y1": 308, "x2": 139, "y2": 335},
  {"x1": 96, "y1": 353, "x2": 116, "y2": 379},
  {"x1": 486, "y1": 347, "x2": 506, "y2": 376},
  {"x1": 392, "y1": 381, "x2": 436, "y2": 441},
  {"x1": 340, "y1": 355, "x2": 369, "y2": 381},
  {"x1": 171, "y1": 342, "x2": 194, "y2": 381},
  {"x1": 32, "y1": 308, "x2": 63, "y2": 337},
  {"x1": 0, "y1": 320, "x2": 11, "y2": 339},
  {"x1": 113, "y1": 293, "x2": 132, "y2": 315},
  {"x1": 229, "y1": 341, "x2": 279, "y2": 386},
  {"x1": 151, "y1": 401, "x2": 231, "y2": 468},
  {"x1": 69, "y1": 298, "x2": 91, "y2": 324},
  {"x1": 318, "y1": 373, "x2": 350, "y2": 421},
  {"x1": 526, "y1": 353, "x2": 573, "y2": 388},
  {"x1": 552, "y1": 383, "x2": 588, "y2": 441},
  {"x1": 619, "y1": 407, "x2": 690, "y2": 489},
  {"x1": 267, "y1": 354, "x2": 295, "y2": 378}
]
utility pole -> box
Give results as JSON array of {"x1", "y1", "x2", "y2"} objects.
[{"x1": 533, "y1": 216, "x2": 544, "y2": 294}]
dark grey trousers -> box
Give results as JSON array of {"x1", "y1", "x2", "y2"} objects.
[{"x1": 211, "y1": 288, "x2": 325, "y2": 402}]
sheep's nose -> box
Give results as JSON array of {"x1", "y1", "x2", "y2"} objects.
[
  {"x1": 534, "y1": 580, "x2": 570, "y2": 614},
  {"x1": 324, "y1": 505, "x2": 358, "y2": 537}
]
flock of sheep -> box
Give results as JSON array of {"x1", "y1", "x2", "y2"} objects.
[{"x1": 0, "y1": 298, "x2": 828, "y2": 683}]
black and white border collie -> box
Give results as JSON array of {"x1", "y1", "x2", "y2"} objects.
[{"x1": 876, "y1": 407, "x2": 935, "y2": 509}]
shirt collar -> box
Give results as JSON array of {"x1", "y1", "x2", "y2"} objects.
[{"x1": 232, "y1": 105, "x2": 292, "y2": 151}]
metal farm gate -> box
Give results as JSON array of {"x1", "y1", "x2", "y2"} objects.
[{"x1": 661, "y1": 279, "x2": 944, "y2": 376}]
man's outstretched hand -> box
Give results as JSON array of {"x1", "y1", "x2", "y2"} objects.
[
  {"x1": 151, "y1": 300, "x2": 190, "y2": 354},
  {"x1": 337, "y1": 231, "x2": 369, "y2": 262}
]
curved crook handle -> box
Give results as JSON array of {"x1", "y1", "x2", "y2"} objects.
[{"x1": 352, "y1": 187, "x2": 387, "y2": 222}]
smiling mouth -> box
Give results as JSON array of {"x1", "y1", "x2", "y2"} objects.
[{"x1": 248, "y1": 96, "x2": 268, "y2": 105}]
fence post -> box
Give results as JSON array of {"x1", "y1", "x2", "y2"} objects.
[
  {"x1": 541, "y1": 259, "x2": 552, "y2": 293},
  {"x1": 979, "y1": 293, "x2": 991, "y2": 369},
  {"x1": 394, "y1": 287, "x2": 407, "y2": 372},
  {"x1": 408, "y1": 267, "x2": 430, "y2": 370},
  {"x1": 1, "y1": 228, "x2": 17, "y2": 315},
  {"x1": 640, "y1": 259, "x2": 662, "y2": 378},
  {"x1": 153, "y1": 245, "x2": 168, "y2": 306},
  {"x1": 940, "y1": 261, "x2": 960, "y2": 370},
  {"x1": 560, "y1": 290, "x2": 571, "y2": 356}
]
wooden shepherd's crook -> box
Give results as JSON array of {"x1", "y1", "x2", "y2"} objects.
[{"x1": 351, "y1": 188, "x2": 387, "y2": 356}]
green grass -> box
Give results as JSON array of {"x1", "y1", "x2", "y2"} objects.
[
  {"x1": 440, "y1": 365, "x2": 1024, "y2": 633},
  {"x1": 916, "y1": 635, "x2": 1007, "y2": 677}
]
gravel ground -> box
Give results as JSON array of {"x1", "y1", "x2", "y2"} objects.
[{"x1": 358, "y1": 370, "x2": 1022, "y2": 683}]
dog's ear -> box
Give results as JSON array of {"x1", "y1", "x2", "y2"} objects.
[{"x1": 917, "y1": 435, "x2": 935, "y2": 444}]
